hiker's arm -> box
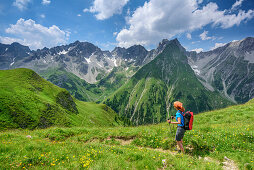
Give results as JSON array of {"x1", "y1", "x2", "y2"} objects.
[{"x1": 169, "y1": 117, "x2": 181, "y2": 124}]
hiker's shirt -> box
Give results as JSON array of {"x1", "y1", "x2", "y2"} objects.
[{"x1": 176, "y1": 110, "x2": 184, "y2": 127}]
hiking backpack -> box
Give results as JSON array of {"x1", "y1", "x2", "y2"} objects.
[{"x1": 180, "y1": 111, "x2": 194, "y2": 130}]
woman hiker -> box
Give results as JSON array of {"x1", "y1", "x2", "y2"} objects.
[{"x1": 167, "y1": 101, "x2": 185, "y2": 154}]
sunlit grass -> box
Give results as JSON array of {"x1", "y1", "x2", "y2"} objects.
[{"x1": 1, "y1": 99, "x2": 253, "y2": 169}]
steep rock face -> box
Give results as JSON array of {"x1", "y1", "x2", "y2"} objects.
[
  {"x1": 187, "y1": 37, "x2": 254, "y2": 103},
  {"x1": 0, "y1": 42, "x2": 31, "y2": 69},
  {"x1": 104, "y1": 39, "x2": 233, "y2": 125}
]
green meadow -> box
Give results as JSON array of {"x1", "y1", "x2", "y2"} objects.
[{"x1": 1, "y1": 99, "x2": 253, "y2": 169}]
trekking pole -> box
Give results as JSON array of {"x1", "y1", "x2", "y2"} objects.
[
  {"x1": 168, "y1": 118, "x2": 171, "y2": 131},
  {"x1": 167, "y1": 106, "x2": 172, "y2": 134}
]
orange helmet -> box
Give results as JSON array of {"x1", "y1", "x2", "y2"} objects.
[
  {"x1": 174, "y1": 101, "x2": 182, "y2": 108},
  {"x1": 173, "y1": 101, "x2": 185, "y2": 112}
]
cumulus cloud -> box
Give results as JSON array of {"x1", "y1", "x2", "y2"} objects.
[
  {"x1": 0, "y1": 18, "x2": 70, "y2": 50},
  {"x1": 116, "y1": 0, "x2": 254, "y2": 47},
  {"x1": 191, "y1": 48, "x2": 203, "y2": 53},
  {"x1": 231, "y1": 0, "x2": 244, "y2": 10},
  {"x1": 13, "y1": 0, "x2": 31, "y2": 11},
  {"x1": 211, "y1": 43, "x2": 226, "y2": 50},
  {"x1": 77, "y1": 14, "x2": 81, "y2": 17},
  {"x1": 83, "y1": 0, "x2": 129, "y2": 20},
  {"x1": 42, "y1": 0, "x2": 51, "y2": 5},
  {"x1": 186, "y1": 33, "x2": 192, "y2": 40},
  {"x1": 199, "y1": 30, "x2": 215, "y2": 40}
]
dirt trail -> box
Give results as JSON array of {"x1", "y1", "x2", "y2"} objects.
[
  {"x1": 222, "y1": 156, "x2": 238, "y2": 170},
  {"x1": 87, "y1": 137, "x2": 239, "y2": 170},
  {"x1": 200, "y1": 156, "x2": 238, "y2": 170}
]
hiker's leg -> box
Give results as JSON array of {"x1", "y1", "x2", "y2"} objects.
[
  {"x1": 180, "y1": 140, "x2": 184, "y2": 153},
  {"x1": 177, "y1": 141, "x2": 184, "y2": 153}
]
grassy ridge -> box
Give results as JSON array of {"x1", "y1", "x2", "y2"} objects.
[
  {"x1": 1, "y1": 99, "x2": 253, "y2": 169},
  {"x1": 0, "y1": 68, "x2": 121, "y2": 129}
]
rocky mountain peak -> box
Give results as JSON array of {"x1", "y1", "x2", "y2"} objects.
[
  {"x1": 10, "y1": 42, "x2": 30, "y2": 52},
  {"x1": 157, "y1": 39, "x2": 170, "y2": 50},
  {"x1": 111, "y1": 47, "x2": 126, "y2": 56},
  {"x1": 167, "y1": 38, "x2": 186, "y2": 52},
  {"x1": 126, "y1": 45, "x2": 147, "y2": 56},
  {"x1": 239, "y1": 37, "x2": 254, "y2": 51},
  {"x1": 68, "y1": 41, "x2": 100, "y2": 58},
  {"x1": 156, "y1": 38, "x2": 185, "y2": 55}
]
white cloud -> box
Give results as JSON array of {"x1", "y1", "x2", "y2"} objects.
[
  {"x1": 42, "y1": 0, "x2": 50, "y2": 5},
  {"x1": 13, "y1": 0, "x2": 31, "y2": 11},
  {"x1": 77, "y1": 14, "x2": 81, "y2": 17},
  {"x1": 186, "y1": 33, "x2": 192, "y2": 40},
  {"x1": 231, "y1": 0, "x2": 244, "y2": 10},
  {"x1": 0, "y1": 18, "x2": 70, "y2": 50},
  {"x1": 113, "y1": 32, "x2": 118, "y2": 36},
  {"x1": 40, "y1": 14, "x2": 45, "y2": 18},
  {"x1": 197, "y1": 0, "x2": 203, "y2": 4},
  {"x1": 199, "y1": 30, "x2": 215, "y2": 40},
  {"x1": 83, "y1": 0, "x2": 129, "y2": 20},
  {"x1": 116, "y1": 0, "x2": 254, "y2": 48},
  {"x1": 191, "y1": 48, "x2": 203, "y2": 53},
  {"x1": 211, "y1": 43, "x2": 226, "y2": 50}
]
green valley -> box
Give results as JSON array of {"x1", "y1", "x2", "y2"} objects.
[{"x1": 39, "y1": 65, "x2": 138, "y2": 103}]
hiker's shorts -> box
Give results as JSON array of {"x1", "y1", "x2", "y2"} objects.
[{"x1": 175, "y1": 126, "x2": 185, "y2": 141}]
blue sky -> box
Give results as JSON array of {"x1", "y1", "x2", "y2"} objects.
[{"x1": 0, "y1": 0, "x2": 253, "y2": 52}]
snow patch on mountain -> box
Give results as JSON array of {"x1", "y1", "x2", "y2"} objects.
[
  {"x1": 58, "y1": 50, "x2": 68, "y2": 55},
  {"x1": 112, "y1": 57, "x2": 117, "y2": 67},
  {"x1": 190, "y1": 65, "x2": 200, "y2": 75},
  {"x1": 10, "y1": 57, "x2": 16, "y2": 66},
  {"x1": 85, "y1": 57, "x2": 91, "y2": 64}
]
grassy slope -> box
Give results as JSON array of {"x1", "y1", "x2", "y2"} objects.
[
  {"x1": 0, "y1": 68, "x2": 121, "y2": 129},
  {"x1": 0, "y1": 99, "x2": 253, "y2": 169}
]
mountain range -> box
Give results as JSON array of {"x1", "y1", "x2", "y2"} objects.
[
  {"x1": 0, "y1": 37, "x2": 253, "y2": 125},
  {"x1": 104, "y1": 39, "x2": 233, "y2": 125}
]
